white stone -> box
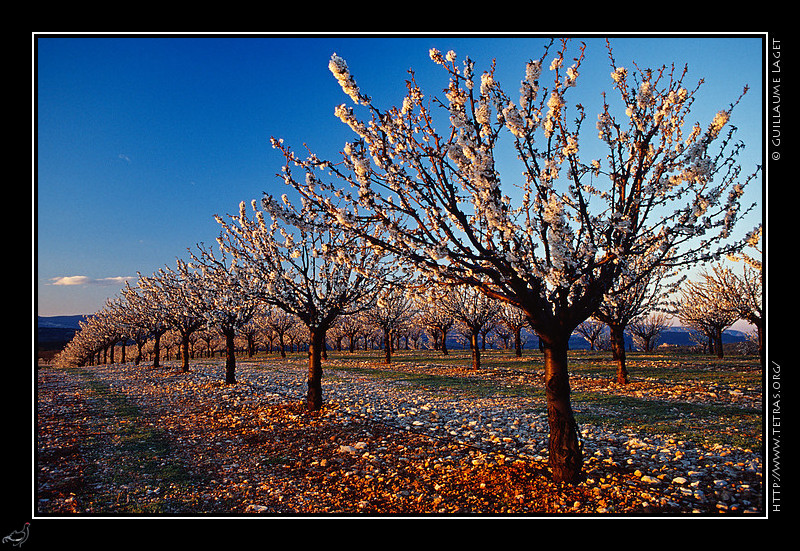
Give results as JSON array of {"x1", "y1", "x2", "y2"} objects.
[{"x1": 245, "y1": 504, "x2": 269, "y2": 513}]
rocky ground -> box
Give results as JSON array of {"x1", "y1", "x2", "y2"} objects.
[{"x1": 36, "y1": 354, "x2": 764, "y2": 517}]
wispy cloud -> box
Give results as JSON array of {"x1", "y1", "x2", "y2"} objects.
[
  {"x1": 118, "y1": 153, "x2": 131, "y2": 163},
  {"x1": 50, "y1": 275, "x2": 133, "y2": 286}
]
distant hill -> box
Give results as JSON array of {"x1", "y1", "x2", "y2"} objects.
[
  {"x1": 653, "y1": 326, "x2": 750, "y2": 347},
  {"x1": 37, "y1": 315, "x2": 87, "y2": 330},
  {"x1": 484, "y1": 325, "x2": 750, "y2": 351},
  {"x1": 36, "y1": 315, "x2": 87, "y2": 354},
  {"x1": 564, "y1": 325, "x2": 751, "y2": 350},
  {"x1": 441, "y1": 325, "x2": 750, "y2": 352},
  {"x1": 36, "y1": 314, "x2": 751, "y2": 355}
]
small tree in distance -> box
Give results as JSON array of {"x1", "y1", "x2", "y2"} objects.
[
  {"x1": 147, "y1": 261, "x2": 207, "y2": 373},
  {"x1": 442, "y1": 286, "x2": 500, "y2": 369},
  {"x1": 187, "y1": 242, "x2": 261, "y2": 384},
  {"x1": 267, "y1": 39, "x2": 759, "y2": 483},
  {"x1": 497, "y1": 303, "x2": 530, "y2": 357},
  {"x1": 416, "y1": 287, "x2": 455, "y2": 355},
  {"x1": 575, "y1": 319, "x2": 605, "y2": 351},
  {"x1": 629, "y1": 311, "x2": 670, "y2": 352},
  {"x1": 593, "y1": 252, "x2": 678, "y2": 384},
  {"x1": 368, "y1": 284, "x2": 413, "y2": 364},
  {"x1": 708, "y1": 225, "x2": 763, "y2": 362},
  {"x1": 123, "y1": 273, "x2": 175, "y2": 370},
  {"x1": 266, "y1": 308, "x2": 299, "y2": 358},
  {"x1": 673, "y1": 270, "x2": 739, "y2": 359},
  {"x1": 215, "y1": 199, "x2": 386, "y2": 411}
]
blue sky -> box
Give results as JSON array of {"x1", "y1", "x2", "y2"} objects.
[{"x1": 35, "y1": 33, "x2": 765, "y2": 317}]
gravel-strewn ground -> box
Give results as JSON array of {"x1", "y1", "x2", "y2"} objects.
[{"x1": 36, "y1": 355, "x2": 764, "y2": 517}]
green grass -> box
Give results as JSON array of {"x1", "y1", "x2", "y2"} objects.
[
  {"x1": 572, "y1": 392, "x2": 762, "y2": 449},
  {"x1": 307, "y1": 348, "x2": 763, "y2": 450},
  {"x1": 327, "y1": 362, "x2": 533, "y2": 399},
  {"x1": 73, "y1": 368, "x2": 199, "y2": 513},
  {"x1": 565, "y1": 350, "x2": 761, "y2": 386}
]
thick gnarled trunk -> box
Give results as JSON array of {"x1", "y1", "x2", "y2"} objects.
[
  {"x1": 714, "y1": 327, "x2": 724, "y2": 358},
  {"x1": 609, "y1": 323, "x2": 629, "y2": 384},
  {"x1": 470, "y1": 332, "x2": 481, "y2": 369},
  {"x1": 152, "y1": 329, "x2": 165, "y2": 368},
  {"x1": 306, "y1": 328, "x2": 326, "y2": 411},
  {"x1": 181, "y1": 335, "x2": 191, "y2": 373},
  {"x1": 224, "y1": 329, "x2": 237, "y2": 385},
  {"x1": 542, "y1": 338, "x2": 583, "y2": 484},
  {"x1": 383, "y1": 328, "x2": 392, "y2": 364}
]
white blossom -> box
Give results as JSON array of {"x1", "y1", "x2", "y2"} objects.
[{"x1": 329, "y1": 53, "x2": 364, "y2": 105}]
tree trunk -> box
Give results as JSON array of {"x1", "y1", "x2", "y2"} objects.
[
  {"x1": 181, "y1": 335, "x2": 191, "y2": 373},
  {"x1": 384, "y1": 328, "x2": 392, "y2": 364},
  {"x1": 152, "y1": 332, "x2": 162, "y2": 368},
  {"x1": 609, "y1": 323, "x2": 629, "y2": 384},
  {"x1": 542, "y1": 338, "x2": 583, "y2": 484},
  {"x1": 470, "y1": 331, "x2": 481, "y2": 370},
  {"x1": 714, "y1": 328, "x2": 724, "y2": 358},
  {"x1": 306, "y1": 328, "x2": 326, "y2": 411},
  {"x1": 515, "y1": 327, "x2": 522, "y2": 357},
  {"x1": 440, "y1": 328, "x2": 449, "y2": 356},
  {"x1": 224, "y1": 329, "x2": 236, "y2": 384}
]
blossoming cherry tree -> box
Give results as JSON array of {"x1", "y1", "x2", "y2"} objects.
[{"x1": 270, "y1": 39, "x2": 760, "y2": 483}]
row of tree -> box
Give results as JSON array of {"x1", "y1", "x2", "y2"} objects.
[
  {"x1": 54, "y1": 39, "x2": 762, "y2": 483},
  {"x1": 55, "y1": 234, "x2": 761, "y2": 385}
]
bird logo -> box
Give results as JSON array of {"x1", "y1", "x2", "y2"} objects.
[{"x1": 2, "y1": 523, "x2": 29, "y2": 548}]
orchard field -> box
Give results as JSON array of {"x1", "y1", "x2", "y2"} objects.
[
  {"x1": 36, "y1": 347, "x2": 763, "y2": 516},
  {"x1": 45, "y1": 38, "x2": 765, "y2": 504}
]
